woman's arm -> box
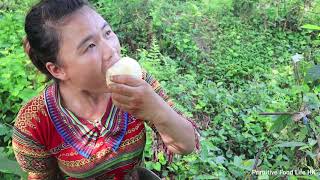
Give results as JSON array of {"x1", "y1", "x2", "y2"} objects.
[
  {"x1": 27, "y1": 171, "x2": 60, "y2": 180},
  {"x1": 12, "y1": 137, "x2": 61, "y2": 180},
  {"x1": 148, "y1": 97, "x2": 196, "y2": 154},
  {"x1": 12, "y1": 95, "x2": 61, "y2": 180}
]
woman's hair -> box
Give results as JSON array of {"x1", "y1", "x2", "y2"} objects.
[{"x1": 25, "y1": 0, "x2": 89, "y2": 82}]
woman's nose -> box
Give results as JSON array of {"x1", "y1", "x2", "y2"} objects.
[{"x1": 101, "y1": 40, "x2": 115, "y2": 61}]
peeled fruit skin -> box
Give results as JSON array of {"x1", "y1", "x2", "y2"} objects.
[{"x1": 106, "y1": 57, "x2": 143, "y2": 86}]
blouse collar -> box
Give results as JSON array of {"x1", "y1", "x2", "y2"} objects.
[{"x1": 44, "y1": 83, "x2": 128, "y2": 158}]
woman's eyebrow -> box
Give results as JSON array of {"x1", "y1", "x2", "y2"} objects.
[
  {"x1": 101, "y1": 22, "x2": 109, "y2": 29},
  {"x1": 77, "y1": 22, "x2": 110, "y2": 50},
  {"x1": 77, "y1": 34, "x2": 94, "y2": 50}
]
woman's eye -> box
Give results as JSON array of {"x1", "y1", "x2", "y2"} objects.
[
  {"x1": 88, "y1": 44, "x2": 96, "y2": 49},
  {"x1": 84, "y1": 43, "x2": 96, "y2": 52},
  {"x1": 105, "y1": 30, "x2": 112, "y2": 37}
]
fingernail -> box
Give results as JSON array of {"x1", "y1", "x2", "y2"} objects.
[{"x1": 107, "y1": 84, "x2": 114, "y2": 90}]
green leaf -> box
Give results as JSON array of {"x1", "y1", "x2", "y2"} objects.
[
  {"x1": 275, "y1": 141, "x2": 307, "y2": 148},
  {"x1": 297, "y1": 127, "x2": 308, "y2": 141},
  {"x1": 196, "y1": 175, "x2": 217, "y2": 179},
  {"x1": 0, "y1": 123, "x2": 10, "y2": 136},
  {"x1": 305, "y1": 65, "x2": 320, "y2": 82},
  {"x1": 214, "y1": 156, "x2": 225, "y2": 164},
  {"x1": 157, "y1": 152, "x2": 167, "y2": 165},
  {"x1": 258, "y1": 174, "x2": 269, "y2": 179},
  {"x1": 301, "y1": 24, "x2": 320, "y2": 30},
  {"x1": 243, "y1": 159, "x2": 255, "y2": 169},
  {"x1": 153, "y1": 162, "x2": 161, "y2": 171},
  {"x1": 145, "y1": 161, "x2": 152, "y2": 170},
  {"x1": 308, "y1": 138, "x2": 317, "y2": 146},
  {"x1": 18, "y1": 88, "x2": 37, "y2": 102},
  {"x1": 288, "y1": 176, "x2": 298, "y2": 180},
  {"x1": 0, "y1": 156, "x2": 25, "y2": 177},
  {"x1": 233, "y1": 156, "x2": 242, "y2": 166},
  {"x1": 270, "y1": 115, "x2": 292, "y2": 133},
  {"x1": 294, "y1": 175, "x2": 319, "y2": 180}
]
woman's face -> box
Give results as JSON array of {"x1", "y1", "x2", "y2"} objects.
[{"x1": 56, "y1": 6, "x2": 120, "y2": 92}]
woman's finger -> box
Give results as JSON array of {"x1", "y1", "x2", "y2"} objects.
[
  {"x1": 108, "y1": 83, "x2": 136, "y2": 96},
  {"x1": 111, "y1": 93, "x2": 131, "y2": 106},
  {"x1": 111, "y1": 75, "x2": 143, "y2": 87},
  {"x1": 112, "y1": 99, "x2": 134, "y2": 113}
]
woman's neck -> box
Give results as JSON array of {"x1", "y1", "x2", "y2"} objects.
[{"x1": 58, "y1": 82, "x2": 110, "y2": 121}]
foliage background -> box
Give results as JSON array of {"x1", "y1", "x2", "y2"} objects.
[{"x1": 0, "y1": 0, "x2": 320, "y2": 179}]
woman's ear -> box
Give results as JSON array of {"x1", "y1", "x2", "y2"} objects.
[
  {"x1": 23, "y1": 37, "x2": 31, "y2": 56},
  {"x1": 45, "y1": 62, "x2": 68, "y2": 81}
]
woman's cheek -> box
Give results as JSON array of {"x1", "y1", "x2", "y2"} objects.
[{"x1": 87, "y1": 48, "x2": 101, "y2": 64}]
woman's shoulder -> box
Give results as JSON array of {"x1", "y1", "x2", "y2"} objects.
[
  {"x1": 14, "y1": 91, "x2": 48, "y2": 135},
  {"x1": 142, "y1": 68, "x2": 158, "y2": 85}
]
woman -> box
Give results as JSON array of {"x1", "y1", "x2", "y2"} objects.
[{"x1": 12, "y1": 0, "x2": 199, "y2": 179}]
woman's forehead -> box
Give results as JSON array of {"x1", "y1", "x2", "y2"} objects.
[
  {"x1": 58, "y1": 6, "x2": 107, "y2": 45},
  {"x1": 62, "y1": 6, "x2": 105, "y2": 30}
]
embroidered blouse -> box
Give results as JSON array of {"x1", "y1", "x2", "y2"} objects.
[{"x1": 12, "y1": 71, "x2": 200, "y2": 179}]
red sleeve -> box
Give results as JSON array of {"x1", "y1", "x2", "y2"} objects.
[{"x1": 12, "y1": 94, "x2": 60, "y2": 179}]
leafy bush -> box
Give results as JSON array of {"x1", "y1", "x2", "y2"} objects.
[
  {"x1": 92, "y1": 0, "x2": 320, "y2": 179},
  {"x1": 0, "y1": 1, "x2": 43, "y2": 178}
]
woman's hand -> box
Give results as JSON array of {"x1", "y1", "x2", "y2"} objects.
[
  {"x1": 106, "y1": 75, "x2": 166, "y2": 122},
  {"x1": 107, "y1": 75, "x2": 197, "y2": 154}
]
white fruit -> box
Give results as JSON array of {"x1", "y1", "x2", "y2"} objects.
[{"x1": 106, "y1": 57, "x2": 142, "y2": 86}]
